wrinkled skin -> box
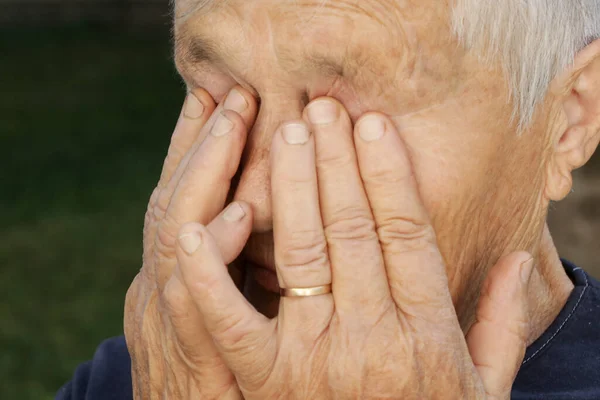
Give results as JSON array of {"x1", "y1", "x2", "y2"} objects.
[
  {"x1": 126, "y1": 88, "x2": 534, "y2": 399},
  {"x1": 172, "y1": 0, "x2": 574, "y2": 325},
  {"x1": 124, "y1": 89, "x2": 254, "y2": 399},
  {"x1": 125, "y1": 0, "x2": 600, "y2": 398}
]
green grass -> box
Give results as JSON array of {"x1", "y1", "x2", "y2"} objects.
[{"x1": 1, "y1": 25, "x2": 183, "y2": 399}]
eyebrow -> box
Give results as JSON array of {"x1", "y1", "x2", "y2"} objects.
[
  {"x1": 187, "y1": 36, "x2": 222, "y2": 64},
  {"x1": 182, "y1": 36, "x2": 342, "y2": 76},
  {"x1": 173, "y1": 25, "x2": 223, "y2": 67},
  {"x1": 178, "y1": 30, "x2": 353, "y2": 82}
]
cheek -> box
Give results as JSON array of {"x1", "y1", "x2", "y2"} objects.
[
  {"x1": 406, "y1": 137, "x2": 472, "y2": 217},
  {"x1": 393, "y1": 119, "x2": 506, "y2": 229},
  {"x1": 399, "y1": 116, "x2": 546, "y2": 264}
]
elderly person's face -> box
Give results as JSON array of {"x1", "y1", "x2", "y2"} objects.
[{"x1": 173, "y1": 0, "x2": 599, "y2": 323}]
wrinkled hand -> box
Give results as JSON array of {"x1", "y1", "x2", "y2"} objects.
[
  {"x1": 124, "y1": 87, "x2": 259, "y2": 399},
  {"x1": 173, "y1": 98, "x2": 534, "y2": 399}
]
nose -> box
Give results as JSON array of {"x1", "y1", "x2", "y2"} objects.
[
  {"x1": 232, "y1": 98, "x2": 304, "y2": 233},
  {"x1": 234, "y1": 149, "x2": 272, "y2": 232}
]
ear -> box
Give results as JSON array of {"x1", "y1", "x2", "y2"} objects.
[{"x1": 546, "y1": 39, "x2": 600, "y2": 201}]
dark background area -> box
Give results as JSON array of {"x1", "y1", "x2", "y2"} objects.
[{"x1": 1, "y1": 2, "x2": 598, "y2": 399}]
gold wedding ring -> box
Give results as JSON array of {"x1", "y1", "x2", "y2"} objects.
[{"x1": 280, "y1": 284, "x2": 332, "y2": 297}]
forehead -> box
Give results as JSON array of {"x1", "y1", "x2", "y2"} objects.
[
  {"x1": 173, "y1": 0, "x2": 461, "y2": 112},
  {"x1": 174, "y1": 0, "x2": 423, "y2": 28},
  {"x1": 174, "y1": 0, "x2": 450, "y2": 65},
  {"x1": 175, "y1": 0, "x2": 408, "y2": 58}
]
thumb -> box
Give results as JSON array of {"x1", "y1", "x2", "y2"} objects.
[
  {"x1": 175, "y1": 222, "x2": 274, "y2": 381},
  {"x1": 466, "y1": 251, "x2": 534, "y2": 400}
]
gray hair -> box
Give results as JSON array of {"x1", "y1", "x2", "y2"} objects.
[
  {"x1": 180, "y1": 0, "x2": 600, "y2": 129},
  {"x1": 452, "y1": 1, "x2": 600, "y2": 129},
  {"x1": 174, "y1": 0, "x2": 222, "y2": 20}
]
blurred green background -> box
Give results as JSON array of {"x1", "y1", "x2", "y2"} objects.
[
  {"x1": 1, "y1": 14, "x2": 181, "y2": 399},
  {"x1": 1, "y1": 3, "x2": 599, "y2": 399}
]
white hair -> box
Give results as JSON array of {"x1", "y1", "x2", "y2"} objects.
[
  {"x1": 452, "y1": 1, "x2": 600, "y2": 129},
  {"x1": 181, "y1": 0, "x2": 600, "y2": 129}
]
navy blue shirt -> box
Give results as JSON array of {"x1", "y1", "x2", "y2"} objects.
[
  {"x1": 512, "y1": 261, "x2": 600, "y2": 399},
  {"x1": 56, "y1": 261, "x2": 600, "y2": 400}
]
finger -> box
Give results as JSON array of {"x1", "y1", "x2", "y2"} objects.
[
  {"x1": 158, "y1": 89, "x2": 217, "y2": 188},
  {"x1": 271, "y1": 121, "x2": 334, "y2": 329},
  {"x1": 467, "y1": 252, "x2": 533, "y2": 400},
  {"x1": 143, "y1": 90, "x2": 216, "y2": 275},
  {"x1": 157, "y1": 86, "x2": 256, "y2": 232},
  {"x1": 207, "y1": 201, "x2": 253, "y2": 289},
  {"x1": 354, "y1": 113, "x2": 452, "y2": 314},
  {"x1": 163, "y1": 265, "x2": 237, "y2": 396},
  {"x1": 175, "y1": 222, "x2": 272, "y2": 379},
  {"x1": 206, "y1": 202, "x2": 254, "y2": 264},
  {"x1": 162, "y1": 203, "x2": 253, "y2": 398},
  {"x1": 304, "y1": 98, "x2": 390, "y2": 315},
  {"x1": 154, "y1": 87, "x2": 258, "y2": 289},
  {"x1": 164, "y1": 202, "x2": 254, "y2": 353}
]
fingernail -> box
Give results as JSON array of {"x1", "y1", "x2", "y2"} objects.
[
  {"x1": 223, "y1": 89, "x2": 248, "y2": 113},
  {"x1": 358, "y1": 115, "x2": 386, "y2": 142},
  {"x1": 307, "y1": 100, "x2": 339, "y2": 125},
  {"x1": 179, "y1": 231, "x2": 202, "y2": 255},
  {"x1": 223, "y1": 202, "x2": 246, "y2": 222},
  {"x1": 282, "y1": 123, "x2": 310, "y2": 145},
  {"x1": 183, "y1": 93, "x2": 205, "y2": 119},
  {"x1": 520, "y1": 257, "x2": 535, "y2": 285},
  {"x1": 211, "y1": 112, "x2": 234, "y2": 137}
]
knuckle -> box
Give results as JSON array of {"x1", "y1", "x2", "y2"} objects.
[
  {"x1": 398, "y1": 296, "x2": 454, "y2": 326},
  {"x1": 377, "y1": 217, "x2": 436, "y2": 253},
  {"x1": 187, "y1": 145, "x2": 232, "y2": 183},
  {"x1": 155, "y1": 216, "x2": 181, "y2": 259},
  {"x1": 161, "y1": 278, "x2": 189, "y2": 319},
  {"x1": 153, "y1": 192, "x2": 209, "y2": 260},
  {"x1": 277, "y1": 173, "x2": 315, "y2": 190},
  {"x1": 191, "y1": 272, "x2": 223, "y2": 304},
  {"x1": 149, "y1": 186, "x2": 160, "y2": 205},
  {"x1": 325, "y1": 210, "x2": 377, "y2": 243},
  {"x1": 166, "y1": 140, "x2": 188, "y2": 166},
  {"x1": 212, "y1": 313, "x2": 252, "y2": 351},
  {"x1": 147, "y1": 187, "x2": 160, "y2": 212},
  {"x1": 317, "y1": 150, "x2": 356, "y2": 170},
  {"x1": 142, "y1": 217, "x2": 153, "y2": 239},
  {"x1": 143, "y1": 194, "x2": 161, "y2": 255},
  {"x1": 143, "y1": 187, "x2": 161, "y2": 231},
  {"x1": 365, "y1": 158, "x2": 412, "y2": 186},
  {"x1": 171, "y1": 184, "x2": 210, "y2": 222},
  {"x1": 142, "y1": 234, "x2": 154, "y2": 260},
  {"x1": 279, "y1": 230, "x2": 328, "y2": 269},
  {"x1": 153, "y1": 189, "x2": 171, "y2": 221}
]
